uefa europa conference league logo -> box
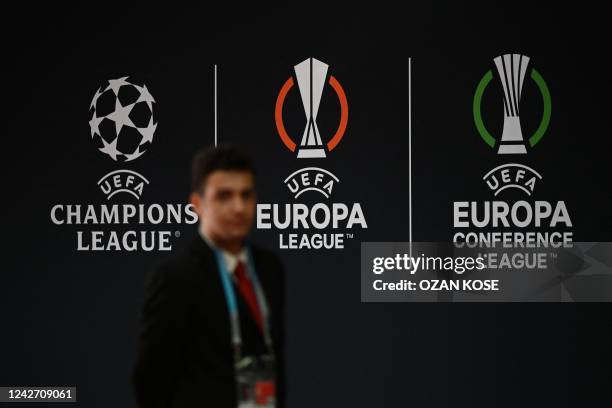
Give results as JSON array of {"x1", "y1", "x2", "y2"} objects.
[
  {"x1": 257, "y1": 57, "x2": 367, "y2": 249},
  {"x1": 50, "y1": 77, "x2": 197, "y2": 251},
  {"x1": 453, "y1": 54, "x2": 572, "y2": 269}
]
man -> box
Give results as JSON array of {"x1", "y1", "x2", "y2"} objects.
[{"x1": 133, "y1": 145, "x2": 285, "y2": 408}]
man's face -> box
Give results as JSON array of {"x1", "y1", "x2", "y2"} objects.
[{"x1": 193, "y1": 170, "x2": 256, "y2": 243}]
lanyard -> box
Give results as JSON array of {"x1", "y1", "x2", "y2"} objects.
[{"x1": 213, "y1": 246, "x2": 274, "y2": 361}]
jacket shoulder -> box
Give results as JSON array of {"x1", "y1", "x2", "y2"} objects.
[
  {"x1": 150, "y1": 245, "x2": 209, "y2": 286},
  {"x1": 250, "y1": 243, "x2": 284, "y2": 274}
]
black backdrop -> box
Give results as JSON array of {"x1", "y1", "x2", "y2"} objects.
[{"x1": 2, "y1": 3, "x2": 611, "y2": 407}]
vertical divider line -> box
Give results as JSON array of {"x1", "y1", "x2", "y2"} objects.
[{"x1": 409, "y1": 57, "x2": 413, "y2": 259}]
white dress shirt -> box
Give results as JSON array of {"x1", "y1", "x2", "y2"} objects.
[{"x1": 199, "y1": 229, "x2": 248, "y2": 278}]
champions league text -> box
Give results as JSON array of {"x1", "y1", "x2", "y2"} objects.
[{"x1": 50, "y1": 204, "x2": 198, "y2": 251}]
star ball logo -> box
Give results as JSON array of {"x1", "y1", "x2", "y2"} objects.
[
  {"x1": 453, "y1": 54, "x2": 572, "y2": 270},
  {"x1": 257, "y1": 57, "x2": 367, "y2": 250},
  {"x1": 89, "y1": 77, "x2": 157, "y2": 161},
  {"x1": 89, "y1": 76, "x2": 157, "y2": 199},
  {"x1": 49, "y1": 76, "x2": 197, "y2": 252}
]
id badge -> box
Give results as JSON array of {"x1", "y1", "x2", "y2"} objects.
[{"x1": 236, "y1": 354, "x2": 276, "y2": 407}]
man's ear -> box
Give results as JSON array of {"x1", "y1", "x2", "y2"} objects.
[{"x1": 189, "y1": 192, "x2": 202, "y2": 211}]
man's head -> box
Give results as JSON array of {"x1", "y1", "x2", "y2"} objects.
[{"x1": 189, "y1": 145, "x2": 256, "y2": 251}]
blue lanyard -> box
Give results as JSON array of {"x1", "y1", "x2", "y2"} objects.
[{"x1": 213, "y1": 246, "x2": 273, "y2": 359}]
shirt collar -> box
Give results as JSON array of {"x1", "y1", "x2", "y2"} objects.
[{"x1": 199, "y1": 229, "x2": 248, "y2": 275}]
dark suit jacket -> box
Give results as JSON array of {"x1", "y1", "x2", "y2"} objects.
[{"x1": 133, "y1": 236, "x2": 285, "y2": 408}]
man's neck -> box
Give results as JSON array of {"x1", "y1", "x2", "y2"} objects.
[{"x1": 200, "y1": 227, "x2": 243, "y2": 255}]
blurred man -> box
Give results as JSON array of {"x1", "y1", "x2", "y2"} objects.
[{"x1": 133, "y1": 145, "x2": 285, "y2": 407}]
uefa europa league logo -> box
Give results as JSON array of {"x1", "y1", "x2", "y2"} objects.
[
  {"x1": 473, "y1": 54, "x2": 551, "y2": 154},
  {"x1": 275, "y1": 57, "x2": 348, "y2": 158}
]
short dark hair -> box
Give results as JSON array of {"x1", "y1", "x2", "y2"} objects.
[{"x1": 191, "y1": 144, "x2": 255, "y2": 193}]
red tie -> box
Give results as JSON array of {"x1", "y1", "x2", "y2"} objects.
[{"x1": 234, "y1": 261, "x2": 264, "y2": 335}]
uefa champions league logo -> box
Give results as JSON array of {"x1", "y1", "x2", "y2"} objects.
[
  {"x1": 89, "y1": 76, "x2": 157, "y2": 162},
  {"x1": 49, "y1": 75, "x2": 197, "y2": 251},
  {"x1": 89, "y1": 77, "x2": 157, "y2": 199}
]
